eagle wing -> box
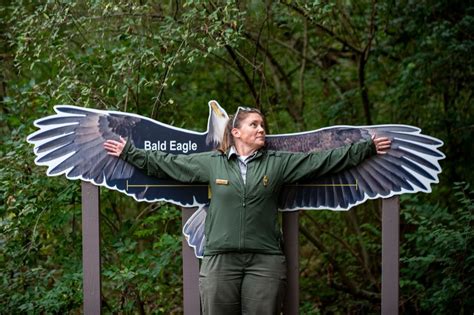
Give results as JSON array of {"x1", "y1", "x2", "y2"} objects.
[
  {"x1": 266, "y1": 125, "x2": 445, "y2": 211},
  {"x1": 27, "y1": 106, "x2": 211, "y2": 206}
]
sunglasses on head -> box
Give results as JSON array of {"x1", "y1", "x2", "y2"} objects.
[{"x1": 232, "y1": 107, "x2": 261, "y2": 128}]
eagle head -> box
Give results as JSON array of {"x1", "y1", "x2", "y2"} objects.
[{"x1": 206, "y1": 100, "x2": 229, "y2": 147}]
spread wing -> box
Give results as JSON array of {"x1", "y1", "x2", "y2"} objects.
[
  {"x1": 27, "y1": 105, "x2": 212, "y2": 206},
  {"x1": 265, "y1": 125, "x2": 445, "y2": 211}
]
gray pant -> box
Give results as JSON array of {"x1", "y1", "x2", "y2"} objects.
[{"x1": 199, "y1": 253, "x2": 287, "y2": 315}]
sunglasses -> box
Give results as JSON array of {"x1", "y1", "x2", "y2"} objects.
[{"x1": 232, "y1": 106, "x2": 262, "y2": 128}]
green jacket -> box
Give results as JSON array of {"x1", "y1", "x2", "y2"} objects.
[{"x1": 121, "y1": 139, "x2": 376, "y2": 255}]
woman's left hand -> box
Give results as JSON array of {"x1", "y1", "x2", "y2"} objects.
[{"x1": 371, "y1": 135, "x2": 391, "y2": 155}]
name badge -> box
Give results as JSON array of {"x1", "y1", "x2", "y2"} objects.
[{"x1": 215, "y1": 179, "x2": 229, "y2": 185}]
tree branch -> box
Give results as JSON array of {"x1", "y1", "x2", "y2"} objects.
[
  {"x1": 300, "y1": 222, "x2": 379, "y2": 301},
  {"x1": 302, "y1": 212, "x2": 364, "y2": 266},
  {"x1": 151, "y1": 40, "x2": 186, "y2": 119},
  {"x1": 297, "y1": 17, "x2": 308, "y2": 128},
  {"x1": 242, "y1": 32, "x2": 304, "y2": 125},
  {"x1": 346, "y1": 211, "x2": 378, "y2": 288},
  {"x1": 224, "y1": 44, "x2": 260, "y2": 107},
  {"x1": 285, "y1": 2, "x2": 362, "y2": 54},
  {"x1": 358, "y1": 0, "x2": 377, "y2": 125}
]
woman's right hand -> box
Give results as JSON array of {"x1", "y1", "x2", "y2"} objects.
[
  {"x1": 104, "y1": 136, "x2": 127, "y2": 157},
  {"x1": 371, "y1": 134, "x2": 391, "y2": 155}
]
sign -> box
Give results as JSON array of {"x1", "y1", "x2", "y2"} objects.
[{"x1": 27, "y1": 101, "x2": 445, "y2": 257}]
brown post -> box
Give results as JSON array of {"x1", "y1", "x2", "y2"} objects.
[
  {"x1": 82, "y1": 182, "x2": 101, "y2": 314},
  {"x1": 182, "y1": 207, "x2": 201, "y2": 314},
  {"x1": 382, "y1": 196, "x2": 400, "y2": 314},
  {"x1": 282, "y1": 211, "x2": 299, "y2": 315}
]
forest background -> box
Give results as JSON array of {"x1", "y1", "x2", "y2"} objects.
[{"x1": 0, "y1": 0, "x2": 473, "y2": 314}]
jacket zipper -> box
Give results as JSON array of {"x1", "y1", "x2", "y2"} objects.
[
  {"x1": 241, "y1": 163, "x2": 247, "y2": 251},
  {"x1": 231, "y1": 159, "x2": 246, "y2": 251}
]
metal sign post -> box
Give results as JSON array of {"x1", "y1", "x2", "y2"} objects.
[
  {"x1": 82, "y1": 182, "x2": 101, "y2": 314},
  {"x1": 182, "y1": 207, "x2": 201, "y2": 314},
  {"x1": 382, "y1": 196, "x2": 400, "y2": 314},
  {"x1": 282, "y1": 211, "x2": 300, "y2": 315}
]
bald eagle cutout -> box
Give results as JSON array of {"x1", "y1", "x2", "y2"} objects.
[{"x1": 27, "y1": 101, "x2": 445, "y2": 258}]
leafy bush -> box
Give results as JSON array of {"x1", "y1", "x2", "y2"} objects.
[{"x1": 400, "y1": 183, "x2": 474, "y2": 314}]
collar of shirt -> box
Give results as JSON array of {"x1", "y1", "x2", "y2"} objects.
[{"x1": 227, "y1": 146, "x2": 259, "y2": 163}]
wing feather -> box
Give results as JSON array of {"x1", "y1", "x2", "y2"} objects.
[
  {"x1": 36, "y1": 133, "x2": 76, "y2": 153},
  {"x1": 182, "y1": 205, "x2": 208, "y2": 258},
  {"x1": 342, "y1": 170, "x2": 360, "y2": 205},
  {"x1": 29, "y1": 125, "x2": 78, "y2": 141},
  {"x1": 394, "y1": 139, "x2": 444, "y2": 157},
  {"x1": 369, "y1": 157, "x2": 412, "y2": 191},
  {"x1": 388, "y1": 148, "x2": 440, "y2": 171},
  {"x1": 351, "y1": 168, "x2": 376, "y2": 198},
  {"x1": 382, "y1": 131, "x2": 442, "y2": 145},
  {"x1": 332, "y1": 175, "x2": 344, "y2": 208},
  {"x1": 36, "y1": 116, "x2": 83, "y2": 125},
  {"x1": 360, "y1": 160, "x2": 394, "y2": 195}
]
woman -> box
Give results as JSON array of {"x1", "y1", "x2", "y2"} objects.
[{"x1": 104, "y1": 107, "x2": 391, "y2": 315}]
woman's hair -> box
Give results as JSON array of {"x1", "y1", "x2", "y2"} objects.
[{"x1": 218, "y1": 107, "x2": 265, "y2": 152}]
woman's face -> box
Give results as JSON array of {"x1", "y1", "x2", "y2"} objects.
[{"x1": 232, "y1": 112, "x2": 266, "y2": 150}]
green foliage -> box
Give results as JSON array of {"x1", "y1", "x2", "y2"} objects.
[
  {"x1": 1, "y1": 0, "x2": 473, "y2": 313},
  {"x1": 298, "y1": 201, "x2": 383, "y2": 313},
  {"x1": 0, "y1": 127, "x2": 83, "y2": 312},
  {"x1": 100, "y1": 203, "x2": 183, "y2": 314},
  {"x1": 400, "y1": 183, "x2": 473, "y2": 314}
]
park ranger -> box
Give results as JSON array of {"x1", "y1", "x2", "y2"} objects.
[{"x1": 104, "y1": 107, "x2": 391, "y2": 315}]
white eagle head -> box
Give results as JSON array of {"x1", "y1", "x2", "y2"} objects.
[{"x1": 206, "y1": 100, "x2": 229, "y2": 147}]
